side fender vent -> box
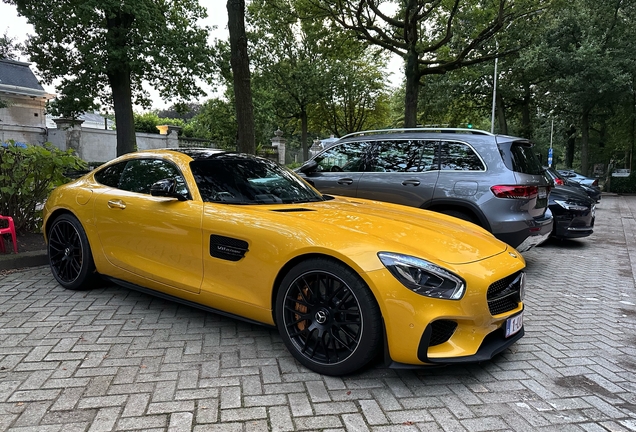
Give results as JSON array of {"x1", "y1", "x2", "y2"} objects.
[{"x1": 210, "y1": 235, "x2": 249, "y2": 262}]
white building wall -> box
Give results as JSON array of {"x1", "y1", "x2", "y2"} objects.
[{"x1": 0, "y1": 94, "x2": 47, "y2": 128}]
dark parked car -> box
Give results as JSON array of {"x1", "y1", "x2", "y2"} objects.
[
  {"x1": 557, "y1": 169, "x2": 601, "y2": 188},
  {"x1": 299, "y1": 128, "x2": 553, "y2": 252},
  {"x1": 544, "y1": 167, "x2": 601, "y2": 202},
  {"x1": 548, "y1": 185, "x2": 595, "y2": 239}
]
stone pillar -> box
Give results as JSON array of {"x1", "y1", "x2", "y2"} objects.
[
  {"x1": 270, "y1": 128, "x2": 286, "y2": 165},
  {"x1": 157, "y1": 125, "x2": 182, "y2": 149},
  {"x1": 310, "y1": 137, "x2": 323, "y2": 156},
  {"x1": 52, "y1": 118, "x2": 84, "y2": 155}
]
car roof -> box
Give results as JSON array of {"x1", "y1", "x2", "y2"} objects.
[{"x1": 333, "y1": 128, "x2": 529, "y2": 146}]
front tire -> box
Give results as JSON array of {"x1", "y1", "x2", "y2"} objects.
[
  {"x1": 48, "y1": 214, "x2": 96, "y2": 290},
  {"x1": 275, "y1": 258, "x2": 382, "y2": 376}
]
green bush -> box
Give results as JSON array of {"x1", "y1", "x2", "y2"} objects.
[
  {"x1": 607, "y1": 174, "x2": 636, "y2": 193},
  {"x1": 134, "y1": 112, "x2": 187, "y2": 134},
  {"x1": 0, "y1": 142, "x2": 86, "y2": 233}
]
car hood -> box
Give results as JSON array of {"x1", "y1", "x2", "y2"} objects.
[{"x1": 261, "y1": 197, "x2": 509, "y2": 265}]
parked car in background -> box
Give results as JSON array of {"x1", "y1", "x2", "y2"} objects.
[
  {"x1": 43, "y1": 149, "x2": 527, "y2": 376},
  {"x1": 544, "y1": 167, "x2": 601, "y2": 202},
  {"x1": 557, "y1": 169, "x2": 601, "y2": 189},
  {"x1": 612, "y1": 168, "x2": 630, "y2": 177},
  {"x1": 299, "y1": 128, "x2": 553, "y2": 252},
  {"x1": 548, "y1": 185, "x2": 595, "y2": 239}
]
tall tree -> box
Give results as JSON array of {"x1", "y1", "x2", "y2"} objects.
[
  {"x1": 313, "y1": 0, "x2": 544, "y2": 127},
  {"x1": 249, "y1": 0, "x2": 390, "y2": 160},
  {"x1": 0, "y1": 31, "x2": 23, "y2": 60},
  {"x1": 227, "y1": 0, "x2": 256, "y2": 154},
  {"x1": 5, "y1": 0, "x2": 215, "y2": 156}
]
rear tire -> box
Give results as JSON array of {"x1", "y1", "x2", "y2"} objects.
[
  {"x1": 275, "y1": 258, "x2": 382, "y2": 376},
  {"x1": 48, "y1": 214, "x2": 96, "y2": 290}
]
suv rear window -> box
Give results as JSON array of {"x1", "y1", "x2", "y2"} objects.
[{"x1": 501, "y1": 140, "x2": 543, "y2": 175}]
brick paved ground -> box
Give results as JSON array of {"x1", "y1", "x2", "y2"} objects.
[{"x1": 1, "y1": 196, "x2": 635, "y2": 431}]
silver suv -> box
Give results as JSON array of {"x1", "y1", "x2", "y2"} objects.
[{"x1": 298, "y1": 128, "x2": 553, "y2": 252}]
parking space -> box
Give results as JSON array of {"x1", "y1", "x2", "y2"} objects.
[{"x1": 0, "y1": 196, "x2": 635, "y2": 431}]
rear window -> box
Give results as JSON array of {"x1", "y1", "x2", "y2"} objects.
[{"x1": 500, "y1": 140, "x2": 544, "y2": 175}]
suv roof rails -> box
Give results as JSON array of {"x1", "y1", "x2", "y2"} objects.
[{"x1": 339, "y1": 128, "x2": 494, "y2": 140}]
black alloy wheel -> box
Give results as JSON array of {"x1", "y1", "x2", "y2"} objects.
[
  {"x1": 276, "y1": 258, "x2": 381, "y2": 376},
  {"x1": 48, "y1": 214, "x2": 96, "y2": 290}
]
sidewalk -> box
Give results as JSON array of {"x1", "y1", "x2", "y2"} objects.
[{"x1": 0, "y1": 232, "x2": 47, "y2": 271}]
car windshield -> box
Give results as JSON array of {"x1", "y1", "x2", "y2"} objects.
[{"x1": 190, "y1": 155, "x2": 324, "y2": 204}]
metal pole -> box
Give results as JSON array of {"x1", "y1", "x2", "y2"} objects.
[
  {"x1": 550, "y1": 119, "x2": 554, "y2": 149},
  {"x1": 491, "y1": 57, "x2": 498, "y2": 134}
]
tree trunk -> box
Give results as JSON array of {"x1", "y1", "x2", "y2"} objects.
[
  {"x1": 581, "y1": 110, "x2": 590, "y2": 176},
  {"x1": 301, "y1": 108, "x2": 309, "y2": 161},
  {"x1": 106, "y1": 12, "x2": 136, "y2": 156},
  {"x1": 108, "y1": 67, "x2": 136, "y2": 156},
  {"x1": 495, "y1": 92, "x2": 508, "y2": 135},
  {"x1": 404, "y1": 49, "x2": 420, "y2": 128},
  {"x1": 565, "y1": 124, "x2": 576, "y2": 168},
  {"x1": 520, "y1": 86, "x2": 532, "y2": 139},
  {"x1": 227, "y1": 0, "x2": 256, "y2": 154}
]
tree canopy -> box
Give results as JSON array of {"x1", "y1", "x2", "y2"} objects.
[
  {"x1": 311, "y1": 0, "x2": 546, "y2": 127},
  {"x1": 5, "y1": 0, "x2": 215, "y2": 155}
]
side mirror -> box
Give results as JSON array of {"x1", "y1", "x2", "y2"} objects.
[
  {"x1": 150, "y1": 178, "x2": 187, "y2": 201},
  {"x1": 299, "y1": 160, "x2": 318, "y2": 174}
]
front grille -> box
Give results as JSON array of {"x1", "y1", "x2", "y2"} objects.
[
  {"x1": 428, "y1": 320, "x2": 458, "y2": 346},
  {"x1": 487, "y1": 271, "x2": 523, "y2": 315}
]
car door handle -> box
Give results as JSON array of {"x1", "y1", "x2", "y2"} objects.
[
  {"x1": 107, "y1": 199, "x2": 126, "y2": 209},
  {"x1": 337, "y1": 178, "x2": 354, "y2": 185},
  {"x1": 402, "y1": 180, "x2": 420, "y2": 186}
]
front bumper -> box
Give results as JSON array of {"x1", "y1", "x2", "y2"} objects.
[
  {"x1": 497, "y1": 211, "x2": 553, "y2": 252},
  {"x1": 363, "y1": 249, "x2": 526, "y2": 366}
]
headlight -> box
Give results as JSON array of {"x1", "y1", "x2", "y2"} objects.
[
  {"x1": 554, "y1": 199, "x2": 588, "y2": 211},
  {"x1": 378, "y1": 252, "x2": 466, "y2": 300}
]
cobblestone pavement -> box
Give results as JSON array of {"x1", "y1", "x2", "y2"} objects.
[{"x1": 1, "y1": 196, "x2": 636, "y2": 432}]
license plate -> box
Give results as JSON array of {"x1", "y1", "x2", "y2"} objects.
[
  {"x1": 538, "y1": 187, "x2": 547, "y2": 199},
  {"x1": 505, "y1": 312, "x2": 523, "y2": 338}
]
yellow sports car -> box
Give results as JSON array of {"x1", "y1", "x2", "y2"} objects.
[{"x1": 43, "y1": 149, "x2": 526, "y2": 376}]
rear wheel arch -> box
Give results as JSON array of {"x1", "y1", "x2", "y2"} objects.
[
  {"x1": 47, "y1": 212, "x2": 98, "y2": 290},
  {"x1": 425, "y1": 202, "x2": 491, "y2": 231}
]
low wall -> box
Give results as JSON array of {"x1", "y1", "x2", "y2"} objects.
[
  {"x1": 0, "y1": 124, "x2": 48, "y2": 145},
  {"x1": 46, "y1": 120, "x2": 178, "y2": 163}
]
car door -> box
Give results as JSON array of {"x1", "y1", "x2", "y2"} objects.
[
  {"x1": 302, "y1": 142, "x2": 370, "y2": 197},
  {"x1": 432, "y1": 139, "x2": 489, "y2": 203},
  {"x1": 356, "y1": 139, "x2": 439, "y2": 207},
  {"x1": 93, "y1": 158, "x2": 204, "y2": 293}
]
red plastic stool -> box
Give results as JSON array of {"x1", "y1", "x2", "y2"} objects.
[{"x1": 0, "y1": 215, "x2": 18, "y2": 254}]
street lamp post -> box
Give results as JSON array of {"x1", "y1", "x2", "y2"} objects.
[{"x1": 490, "y1": 56, "x2": 498, "y2": 134}]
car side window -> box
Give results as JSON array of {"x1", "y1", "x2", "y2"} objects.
[
  {"x1": 118, "y1": 159, "x2": 189, "y2": 196},
  {"x1": 371, "y1": 140, "x2": 437, "y2": 172},
  {"x1": 94, "y1": 162, "x2": 127, "y2": 187},
  {"x1": 438, "y1": 141, "x2": 485, "y2": 171},
  {"x1": 314, "y1": 142, "x2": 370, "y2": 172}
]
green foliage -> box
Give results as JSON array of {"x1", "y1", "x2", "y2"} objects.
[
  {"x1": 133, "y1": 112, "x2": 185, "y2": 134},
  {"x1": 246, "y1": 0, "x2": 392, "y2": 159},
  {"x1": 0, "y1": 31, "x2": 23, "y2": 60},
  {"x1": 0, "y1": 142, "x2": 86, "y2": 233},
  {"x1": 607, "y1": 174, "x2": 636, "y2": 194}
]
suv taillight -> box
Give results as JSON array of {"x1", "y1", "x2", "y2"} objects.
[
  {"x1": 592, "y1": 179, "x2": 599, "y2": 187},
  {"x1": 554, "y1": 178, "x2": 564, "y2": 185},
  {"x1": 491, "y1": 185, "x2": 538, "y2": 199}
]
